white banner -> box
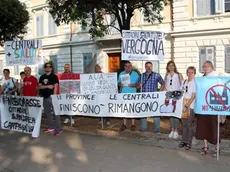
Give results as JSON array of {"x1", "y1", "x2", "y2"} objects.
[
  {"x1": 4, "y1": 39, "x2": 43, "y2": 66},
  {"x1": 121, "y1": 30, "x2": 165, "y2": 61},
  {"x1": 80, "y1": 73, "x2": 118, "y2": 94},
  {"x1": 51, "y1": 91, "x2": 184, "y2": 118},
  {"x1": 0, "y1": 95, "x2": 43, "y2": 137},
  {"x1": 60, "y1": 80, "x2": 80, "y2": 93}
]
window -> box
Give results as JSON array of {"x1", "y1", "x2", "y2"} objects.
[
  {"x1": 36, "y1": 15, "x2": 44, "y2": 37},
  {"x1": 83, "y1": 53, "x2": 92, "y2": 73},
  {"x1": 196, "y1": 0, "x2": 230, "y2": 16},
  {"x1": 196, "y1": 0, "x2": 215, "y2": 16},
  {"x1": 199, "y1": 46, "x2": 215, "y2": 72},
  {"x1": 225, "y1": 0, "x2": 230, "y2": 12},
  {"x1": 48, "y1": 14, "x2": 57, "y2": 35},
  {"x1": 225, "y1": 46, "x2": 230, "y2": 73},
  {"x1": 107, "y1": 14, "x2": 120, "y2": 35},
  {"x1": 50, "y1": 55, "x2": 58, "y2": 73}
]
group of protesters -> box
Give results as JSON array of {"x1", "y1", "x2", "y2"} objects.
[{"x1": 0, "y1": 59, "x2": 225, "y2": 157}]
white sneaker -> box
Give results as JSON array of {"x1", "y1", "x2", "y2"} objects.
[
  {"x1": 168, "y1": 131, "x2": 174, "y2": 138},
  {"x1": 173, "y1": 131, "x2": 179, "y2": 139},
  {"x1": 64, "y1": 118, "x2": 70, "y2": 124},
  {"x1": 71, "y1": 119, "x2": 75, "y2": 124}
]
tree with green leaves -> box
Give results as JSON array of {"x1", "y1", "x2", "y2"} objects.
[
  {"x1": 47, "y1": 0, "x2": 167, "y2": 38},
  {"x1": 0, "y1": 0, "x2": 29, "y2": 46}
]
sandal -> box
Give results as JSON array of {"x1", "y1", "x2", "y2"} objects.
[
  {"x1": 119, "y1": 124, "x2": 127, "y2": 131},
  {"x1": 201, "y1": 147, "x2": 209, "y2": 156},
  {"x1": 179, "y1": 142, "x2": 186, "y2": 148},
  {"x1": 185, "y1": 143, "x2": 191, "y2": 150},
  {"x1": 212, "y1": 149, "x2": 220, "y2": 157}
]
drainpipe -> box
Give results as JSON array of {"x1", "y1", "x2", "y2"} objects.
[
  {"x1": 70, "y1": 22, "x2": 73, "y2": 72},
  {"x1": 170, "y1": 1, "x2": 175, "y2": 61}
]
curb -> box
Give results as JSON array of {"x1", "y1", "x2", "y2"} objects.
[{"x1": 41, "y1": 124, "x2": 230, "y2": 156}]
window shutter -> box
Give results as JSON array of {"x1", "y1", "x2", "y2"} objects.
[
  {"x1": 197, "y1": 0, "x2": 207, "y2": 16},
  {"x1": 206, "y1": 46, "x2": 215, "y2": 62},
  {"x1": 36, "y1": 15, "x2": 44, "y2": 37},
  {"x1": 199, "y1": 47, "x2": 207, "y2": 72},
  {"x1": 48, "y1": 14, "x2": 57, "y2": 35},
  {"x1": 215, "y1": 0, "x2": 224, "y2": 13},
  {"x1": 40, "y1": 15, "x2": 44, "y2": 36},
  {"x1": 36, "y1": 16, "x2": 40, "y2": 37},
  {"x1": 83, "y1": 53, "x2": 92, "y2": 73},
  {"x1": 225, "y1": 46, "x2": 230, "y2": 73}
]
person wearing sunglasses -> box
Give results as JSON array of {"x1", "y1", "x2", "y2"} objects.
[
  {"x1": 179, "y1": 66, "x2": 196, "y2": 150},
  {"x1": 163, "y1": 60, "x2": 183, "y2": 139},
  {"x1": 118, "y1": 61, "x2": 140, "y2": 131},
  {"x1": 39, "y1": 62, "x2": 62, "y2": 136}
]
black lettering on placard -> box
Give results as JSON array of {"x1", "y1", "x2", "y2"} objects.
[
  {"x1": 122, "y1": 39, "x2": 164, "y2": 56},
  {"x1": 2, "y1": 96, "x2": 41, "y2": 107},
  {"x1": 108, "y1": 101, "x2": 158, "y2": 113},
  {"x1": 109, "y1": 94, "x2": 117, "y2": 100},
  {"x1": 65, "y1": 94, "x2": 95, "y2": 100},
  {"x1": 60, "y1": 103, "x2": 101, "y2": 114},
  {"x1": 11, "y1": 40, "x2": 40, "y2": 50},
  {"x1": 57, "y1": 95, "x2": 62, "y2": 100},
  {"x1": 11, "y1": 113, "x2": 36, "y2": 124},
  {"x1": 8, "y1": 107, "x2": 29, "y2": 115},
  {"x1": 89, "y1": 74, "x2": 103, "y2": 80},
  {"x1": 4, "y1": 121, "x2": 34, "y2": 133},
  {"x1": 123, "y1": 93, "x2": 159, "y2": 100}
]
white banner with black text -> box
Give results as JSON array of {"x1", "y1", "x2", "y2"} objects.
[
  {"x1": 121, "y1": 30, "x2": 165, "y2": 61},
  {"x1": 0, "y1": 95, "x2": 43, "y2": 137},
  {"x1": 51, "y1": 91, "x2": 184, "y2": 118}
]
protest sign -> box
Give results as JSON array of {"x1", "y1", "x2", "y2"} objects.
[
  {"x1": 4, "y1": 40, "x2": 43, "y2": 66},
  {"x1": 0, "y1": 95, "x2": 43, "y2": 137},
  {"x1": 80, "y1": 73, "x2": 118, "y2": 94},
  {"x1": 121, "y1": 30, "x2": 165, "y2": 61},
  {"x1": 60, "y1": 80, "x2": 80, "y2": 93},
  {"x1": 56, "y1": 73, "x2": 80, "y2": 94},
  {"x1": 51, "y1": 91, "x2": 183, "y2": 118},
  {"x1": 194, "y1": 77, "x2": 230, "y2": 115},
  {"x1": 56, "y1": 73, "x2": 80, "y2": 80}
]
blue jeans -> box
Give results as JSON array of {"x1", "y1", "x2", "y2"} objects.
[{"x1": 140, "y1": 117, "x2": 160, "y2": 133}]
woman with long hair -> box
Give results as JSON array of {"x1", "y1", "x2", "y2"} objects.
[{"x1": 163, "y1": 61, "x2": 183, "y2": 139}]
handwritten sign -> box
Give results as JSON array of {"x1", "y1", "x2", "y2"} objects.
[
  {"x1": 51, "y1": 91, "x2": 183, "y2": 118},
  {"x1": 4, "y1": 40, "x2": 43, "y2": 65},
  {"x1": 59, "y1": 80, "x2": 80, "y2": 93},
  {"x1": 0, "y1": 95, "x2": 43, "y2": 137},
  {"x1": 56, "y1": 73, "x2": 80, "y2": 80},
  {"x1": 80, "y1": 73, "x2": 118, "y2": 94},
  {"x1": 56, "y1": 73, "x2": 80, "y2": 94},
  {"x1": 121, "y1": 30, "x2": 165, "y2": 61}
]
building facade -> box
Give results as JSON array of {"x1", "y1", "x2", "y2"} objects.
[{"x1": 0, "y1": 0, "x2": 230, "y2": 79}]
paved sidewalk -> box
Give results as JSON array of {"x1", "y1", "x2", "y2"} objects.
[
  {"x1": 59, "y1": 125, "x2": 230, "y2": 155},
  {"x1": 0, "y1": 129, "x2": 229, "y2": 172}
]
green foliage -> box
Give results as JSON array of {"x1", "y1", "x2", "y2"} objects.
[
  {"x1": 47, "y1": 0, "x2": 168, "y2": 38},
  {"x1": 0, "y1": 0, "x2": 29, "y2": 46}
]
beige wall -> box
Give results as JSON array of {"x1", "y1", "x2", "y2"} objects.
[{"x1": 31, "y1": 0, "x2": 46, "y2": 6}]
